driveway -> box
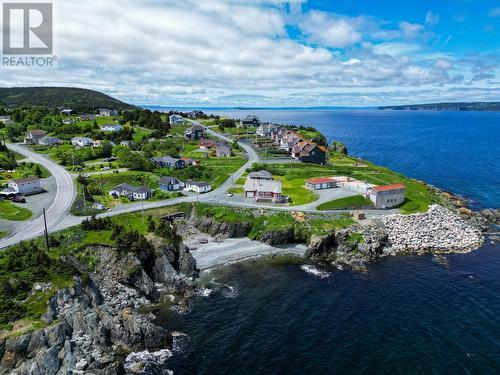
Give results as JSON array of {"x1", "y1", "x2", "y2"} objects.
[{"x1": 0, "y1": 143, "x2": 76, "y2": 248}]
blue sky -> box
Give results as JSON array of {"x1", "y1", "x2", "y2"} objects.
[{"x1": 1, "y1": 0, "x2": 499, "y2": 107}]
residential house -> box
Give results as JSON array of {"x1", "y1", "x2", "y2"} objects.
[
  {"x1": 159, "y1": 176, "x2": 184, "y2": 192},
  {"x1": 292, "y1": 141, "x2": 327, "y2": 164},
  {"x1": 151, "y1": 156, "x2": 186, "y2": 169},
  {"x1": 279, "y1": 131, "x2": 302, "y2": 151},
  {"x1": 101, "y1": 124, "x2": 122, "y2": 132},
  {"x1": 199, "y1": 138, "x2": 217, "y2": 150},
  {"x1": 244, "y1": 177, "x2": 286, "y2": 203},
  {"x1": 185, "y1": 125, "x2": 205, "y2": 140},
  {"x1": 367, "y1": 184, "x2": 406, "y2": 209},
  {"x1": 239, "y1": 115, "x2": 260, "y2": 128},
  {"x1": 60, "y1": 109, "x2": 75, "y2": 116},
  {"x1": 8, "y1": 176, "x2": 42, "y2": 195},
  {"x1": 248, "y1": 170, "x2": 272, "y2": 180},
  {"x1": 80, "y1": 114, "x2": 97, "y2": 121},
  {"x1": 169, "y1": 115, "x2": 184, "y2": 125},
  {"x1": 38, "y1": 136, "x2": 61, "y2": 147},
  {"x1": 180, "y1": 157, "x2": 194, "y2": 166},
  {"x1": 216, "y1": 144, "x2": 232, "y2": 158},
  {"x1": 109, "y1": 183, "x2": 152, "y2": 200},
  {"x1": 120, "y1": 140, "x2": 132, "y2": 147},
  {"x1": 184, "y1": 180, "x2": 212, "y2": 193},
  {"x1": 188, "y1": 110, "x2": 204, "y2": 119},
  {"x1": 98, "y1": 109, "x2": 118, "y2": 117},
  {"x1": 71, "y1": 137, "x2": 93, "y2": 147},
  {"x1": 272, "y1": 127, "x2": 289, "y2": 142},
  {"x1": 25, "y1": 129, "x2": 47, "y2": 145},
  {"x1": 305, "y1": 177, "x2": 337, "y2": 190},
  {"x1": 256, "y1": 123, "x2": 279, "y2": 137}
]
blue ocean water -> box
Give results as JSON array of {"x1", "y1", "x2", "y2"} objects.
[
  {"x1": 205, "y1": 109, "x2": 500, "y2": 209},
  {"x1": 152, "y1": 109, "x2": 500, "y2": 374}
]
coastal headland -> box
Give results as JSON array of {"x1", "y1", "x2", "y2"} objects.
[{"x1": 0, "y1": 102, "x2": 499, "y2": 373}]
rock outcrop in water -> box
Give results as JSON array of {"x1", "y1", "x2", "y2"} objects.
[{"x1": 0, "y1": 234, "x2": 198, "y2": 374}]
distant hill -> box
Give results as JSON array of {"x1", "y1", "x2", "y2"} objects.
[
  {"x1": 378, "y1": 102, "x2": 500, "y2": 112},
  {"x1": 0, "y1": 87, "x2": 136, "y2": 111}
]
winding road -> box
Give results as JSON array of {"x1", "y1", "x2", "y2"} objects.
[{"x1": 1, "y1": 143, "x2": 76, "y2": 248}]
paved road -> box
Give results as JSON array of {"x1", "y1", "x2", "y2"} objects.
[{"x1": 0, "y1": 143, "x2": 76, "y2": 248}]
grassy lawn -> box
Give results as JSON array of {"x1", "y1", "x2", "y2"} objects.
[
  {"x1": 0, "y1": 231, "x2": 7, "y2": 239},
  {"x1": 0, "y1": 162, "x2": 51, "y2": 184},
  {"x1": 317, "y1": 195, "x2": 373, "y2": 210},
  {"x1": 0, "y1": 200, "x2": 32, "y2": 221},
  {"x1": 273, "y1": 175, "x2": 318, "y2": 206}
]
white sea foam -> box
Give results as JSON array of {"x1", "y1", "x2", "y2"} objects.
[{"x1": 301, "y1": 265, "x2": 330, "y2": 279}]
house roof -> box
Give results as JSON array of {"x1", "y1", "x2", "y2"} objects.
[
  {"x1": 306, "y1": 177, "x2": 335, "y2": 184},
  {"x1": 180, "y1": 157, "x2": 192, "y2": 161},
  {"x1": 248, "y1": 170, "x2": 272, "y2": 179},
  {"x1": 111, "y1": 183, "x2": 149, "y2": 193},
  {"x1": 371, "y1": 184, "x2": 406, "y2": 192},
  {"x1": 160, "y1": 176, "x2": 180, "y2": 184},
  {"x1": 11, "y1": 176, "x2": 40, "y2": 184},
  {"x1": 244, "y1": 179, "x2": 282, "y2": 194},
  {"x1": 152, "y1": 156, "x2": 180, "y2": 163},
  {"x1": 186, "y1": 180, "x2": 210, "y2": 187},
  {"x1": 190, "y1": 125, "x2": 205, "y2": 131},
  {"x1": 39, "y1": 136, "x2": 60, "y2": 144},
  {"x1": 28, "y1": 129, "x2": 46, "y2": 136}
]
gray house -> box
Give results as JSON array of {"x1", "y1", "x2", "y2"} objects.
[
  {"x1": 25, "y1": 130, "x2": 47, "y2": 145},
  {"x1": 185, "y1": 125, "x2": 205, "y2": 140},
  {"x1": 159, "y1": 176, "x2": 184, "y2": 192},
  {"x1": 38, "y1": 136, "x2": 61, "y2": 147},
  {"x1": 151, "y1": 156, "x2": 186, "y2": 169},
  {"x1": 216, "y1": 144, "x2": 232, "y2": 158}
]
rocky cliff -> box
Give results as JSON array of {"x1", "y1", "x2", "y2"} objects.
[{"x1": 0, "y1": 233, "x2": 198, "y2": 374}]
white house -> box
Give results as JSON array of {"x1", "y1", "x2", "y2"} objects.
[
  {"x1": 8, "y1": 176, "x2": 42, "y2": 195},
  {"x1": 98, "y1": 109, "x2": 118, "y2": 117},
  {"x1": 244, "y1": 178, "x2": 285, "y2": 203},
  {"x1": 109, "y1": 183, "x2": 152, "y2": 200},
  {"x1": 0, "y1": 116, "x2": 11, "y2": 124},
  {"x1": 184, "y1": 180, "x2": 212, "y2": 193},
  {"x1": 169, "y1": 115, "x2": 184, "y2": 125},
  {"x1": 101, "y1": 124, "x2": 122, "y2": 132},
  {"x1": 120, "y1": 140, "x2": 132, "y2": 147},
  {"x1": 256, "y1": 123, "x2": 279, "y2": 137},
  {"x1": 367, "y1": 184, "x2": 406, "y2": 209},
  {"x1": 71, "y1": 137, "x2": 93, "y2": 147}
]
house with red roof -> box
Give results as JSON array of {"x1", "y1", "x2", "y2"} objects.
[{"x1": 367, "y1": 184, "x2": 406, "y2": 209}]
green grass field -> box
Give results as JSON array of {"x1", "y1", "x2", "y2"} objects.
[
  {"x1": 0, "y1": 200, "x2": 32, "y2": 221},
  {"x1": 316, "y1": 195, "x2": 373, "y2": 210}
]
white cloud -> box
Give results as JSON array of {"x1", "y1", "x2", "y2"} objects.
[
  {"x1": 0, "y1": 0, "x2": 491, "y2": 106},
  {"x1": 425, "y1": 11, "x2": 440, "y2": 26},
  {"x1": 299, "y1": 11, "x2": 362, "y2": 48},
  {"x1": 399, "y1": 21, "x2": 425, "y2": 39}
]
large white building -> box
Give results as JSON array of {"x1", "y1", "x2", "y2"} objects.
[
  {"x1": 8, "y1": 176, "x2": 42, "y2": 195},
  {"x1": 184, "y1": 180, "x2": 212, "y2": 193},
  {"x1": 367, "y1": 184, "x2": 406, "y2": 209}
]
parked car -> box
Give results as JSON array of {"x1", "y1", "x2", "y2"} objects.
[
  {"x1": 81, "y1": 173, "x2": 91, "y2": 178},
  {"x1": 11, "y1": 196, "x2": 26, "y2": 203},
  {"x1": 227, "y1": 193, "x2": 233, "y2": 197},
  {"x1": 100, "y1": 167, "x2": 110, "y2": 171},
  {"x1": 113, "y1": 170, "x2": 120, "y2": 174}
]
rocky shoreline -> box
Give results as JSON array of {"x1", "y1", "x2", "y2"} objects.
[
  {"x1": 0, "y1": 235, "x2": 199, "y2": 374},
  {"x1": 1, "y1": 194, "x2": 498, "y2": 373}
]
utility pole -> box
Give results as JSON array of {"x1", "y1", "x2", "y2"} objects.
[
  {"x1": 141, "y1": 200, "x2": 145, "y2": 221},
  {"x1": 42, "y1": 208, "x2": 49, "y2": 251},
  {"x1": 82, "y1": 182, "x2": 87, "y2": 213},
  {"x1": 100, "y1": 173, "x2": 104, "y2": 195}
]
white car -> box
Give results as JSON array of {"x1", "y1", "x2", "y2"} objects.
[
  {"x1": 100, "y1": 166, "x2": 110, "y2": 171},
  {"x1": 227, "y1": 193, "x2": 233, "y2": 197}
]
